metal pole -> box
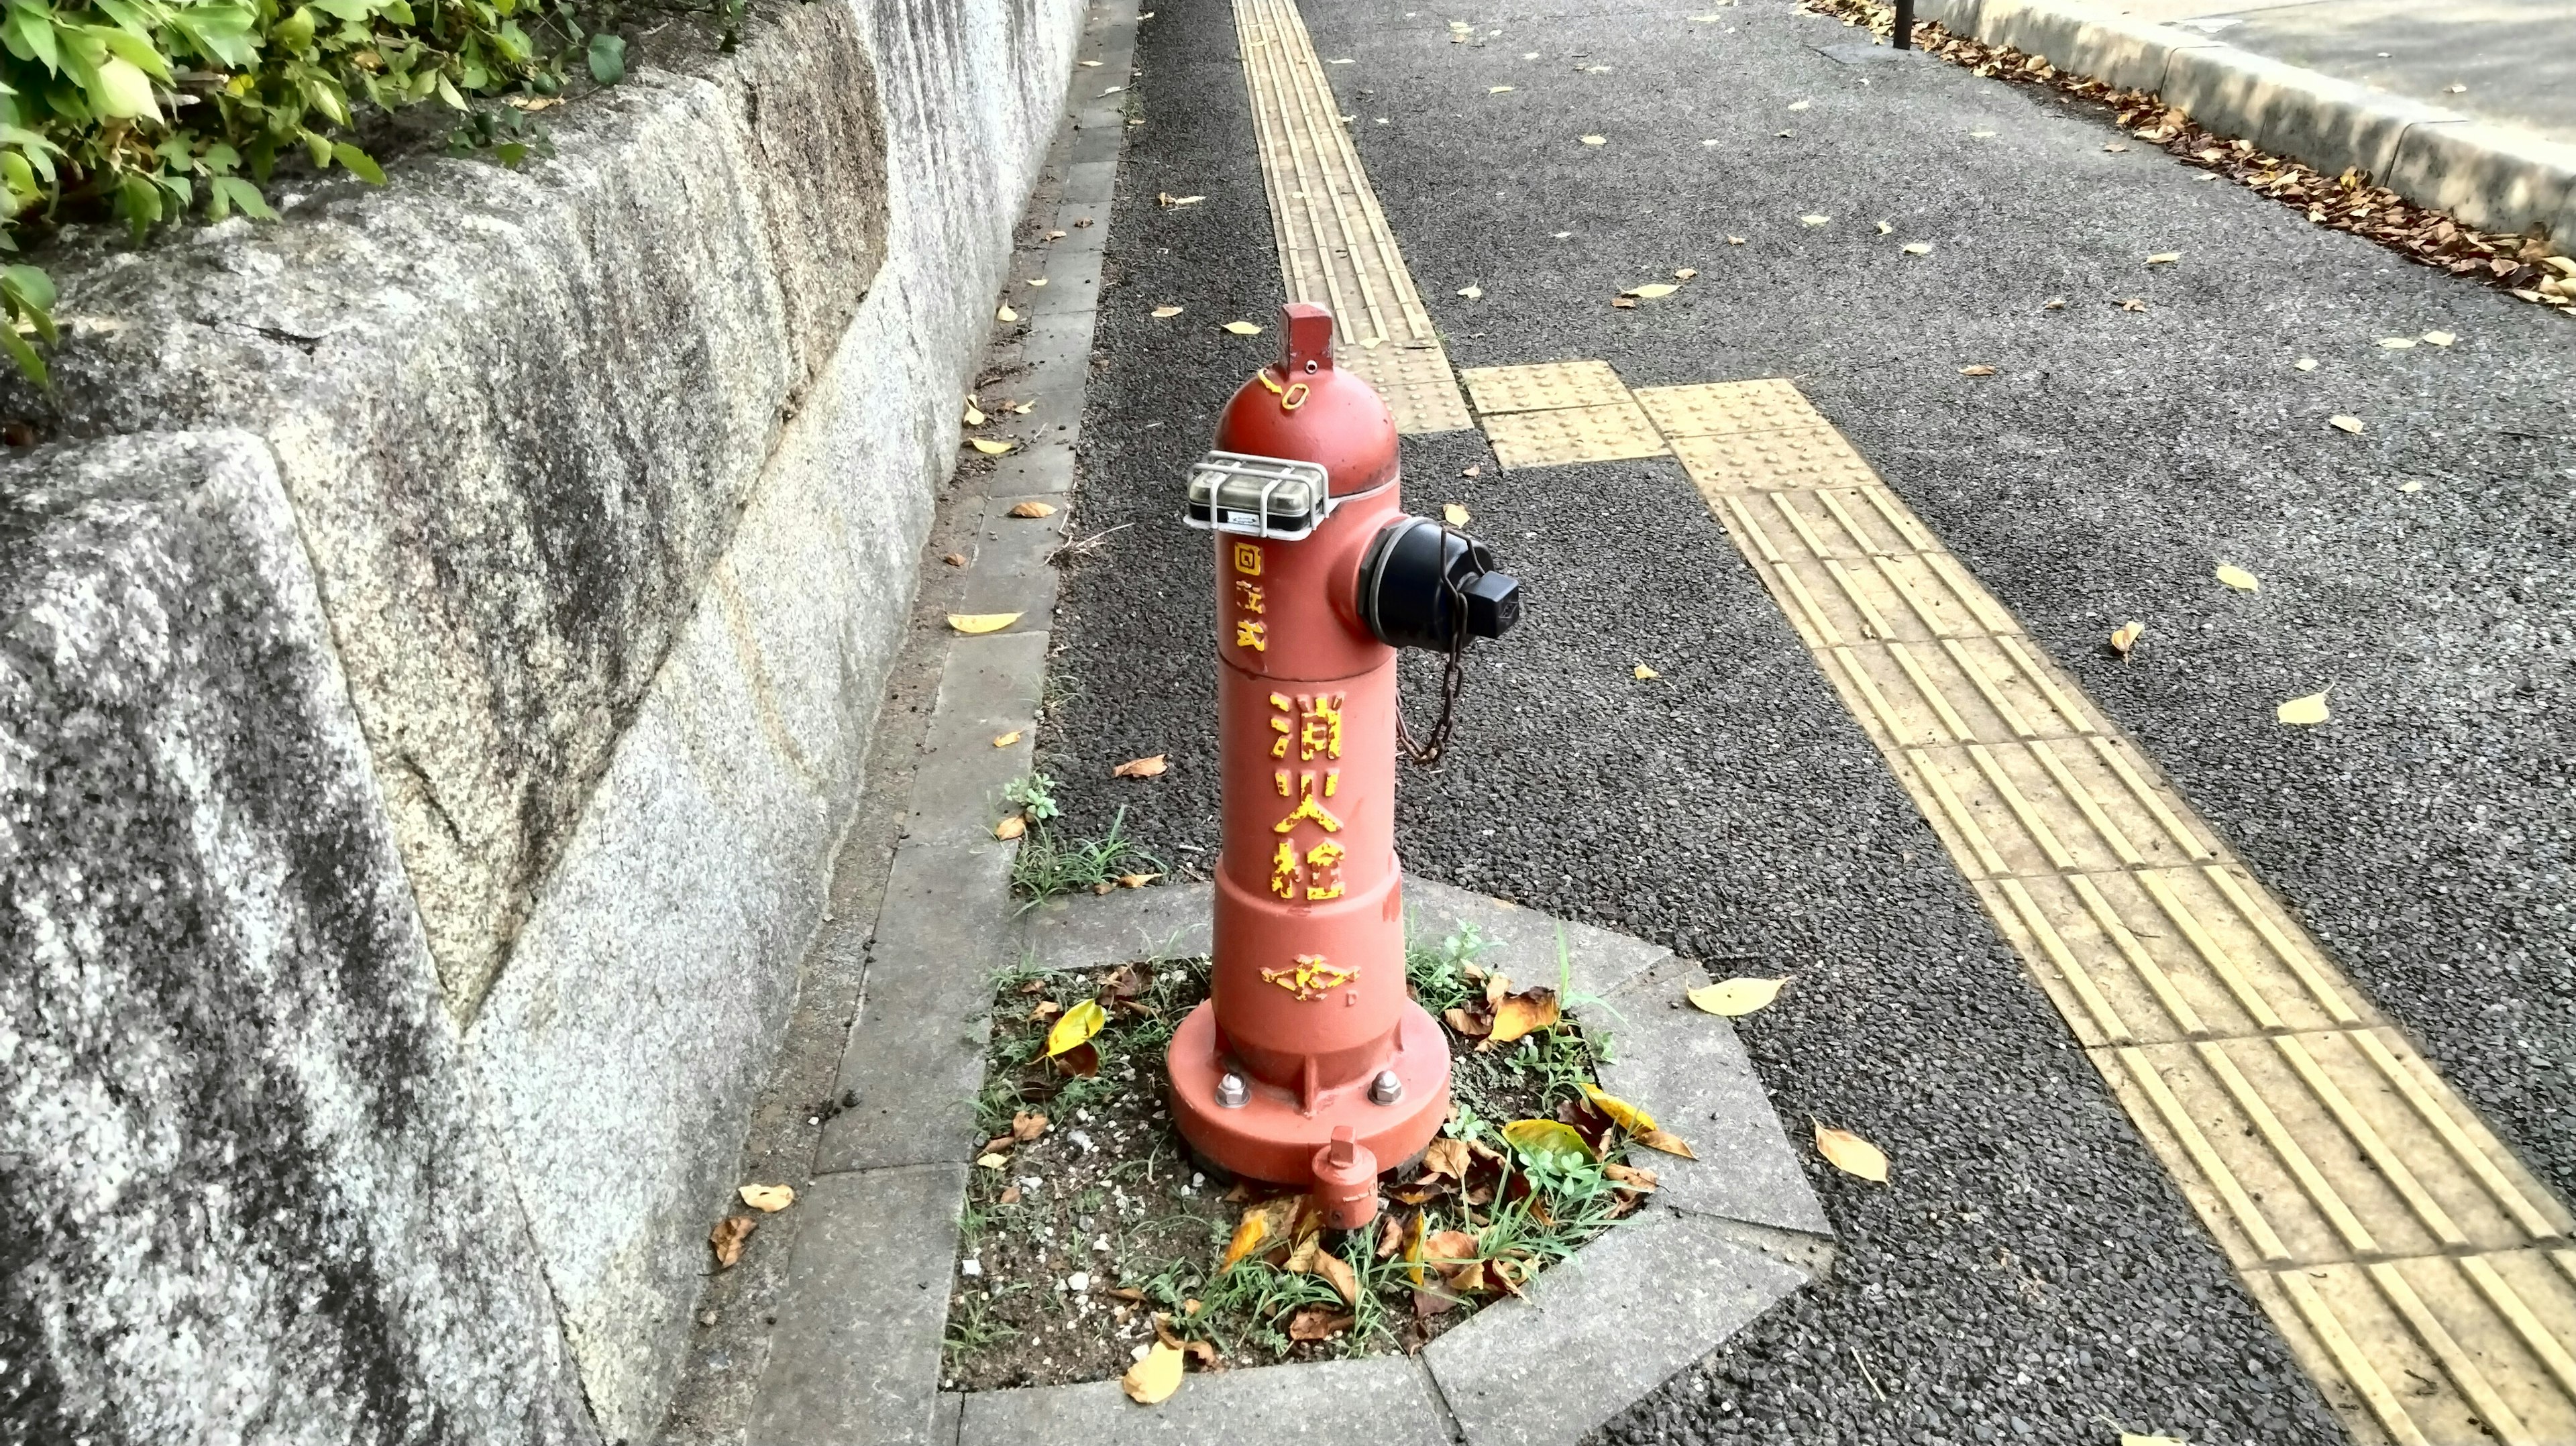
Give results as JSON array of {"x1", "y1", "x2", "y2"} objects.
[{"x1": 1893, "y1": 0, "x2": 1914, "y2": 48}]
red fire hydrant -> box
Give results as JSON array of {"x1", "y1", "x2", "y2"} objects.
[{"x1": 1167, "y1": 302, "x2": 1519, "y2": 1228}]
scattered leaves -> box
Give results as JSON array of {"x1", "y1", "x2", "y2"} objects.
[
  {"x1": 948, "y1": 612, "x2": 1023, "y2": 633},
  {"x1": 1580, "y1": 1083, "x2": 1656, "y2": 1135},
  {"x1": 2109, "y1": 620, "x2": 2144, "y2": 657},
  {"x1": 1045, "y1": 999, "x2": 1107, "y2": 1058},
  {"x1": 1008, "y1": 500, "x2": 1057, "y2": 518},
  {"x1": 709, "y1": 1215, "x2": 755, "y2": 1268},
  {"x1": 1122, "y1": 1343, "x2": 1184, "y2": 1404},
  {"x1": 2277, "y1": 689, "x2": 2331, "y2": 726},
  {"x1": 1688, "y1": 977, "x2": 1784, "y2": 1017},
  {"x1": 2328, "y1": 414, "x2": 2365, "y2": 433},
  {"x1": 1113, "y1": 755, "x2": 1169, "y2": 778},
  {"x1": 970, "y1": 437, "x2": 1016, "y2": 456},
  {"x1": 1815, "y1": 1123, "x2": 1889, "y2": 1182},
  {"x1": 739, "y1": 1184, "x2": 795, "y2": 1213},
  {"x1": 2214, "y1": 565, "x2": 2259, "y2": 593},
  {"x1": 1223, "y1": 321, "x2": 1263, "y2": 335},
  {"x1": 1152, "y1": 305, "x2": 1184, "y2": 318}
]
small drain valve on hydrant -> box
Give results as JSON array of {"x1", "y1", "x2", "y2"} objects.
[{"x1": 1167, "y1": 302, "x2": 1520, "y2": 1230}]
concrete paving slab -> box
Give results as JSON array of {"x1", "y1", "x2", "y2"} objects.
[
  {"x1": 2388, "y1": 117, "x2": 2576, "y2": 243},
  {"x1": 2178, "y1": 0, "x2": 2576, "y2": 145},
  {"x1": 747, "y1": 1164, "x2": 967, "y2": 1446},
  {"x1": 900, "y1": 632, "x2": 1047, "y2": 852},
  {"x1": 2161, "y1": 43, "x2": 2460, "y2": 181},
  {"x1": 959, "y1": 1355, "x2": 1453, "y2": 1446},
  {"x1": 1423, "y1": 1209, "x2": 1811, "y2": 1446},
  {"x1": 1015, "y1": 880, "x2": 1214, "y2": 971},
  {"x1": 957, "y1": 497, "x2": 1069, "y2": 622},
  {"x1": 1593, "y1": 956, "x2": 1833, "y2": 1240},
  {"x1": 814, "y1": 840, "x2": 1016, "y2": 1174},
  {"x1": 1064, "y1": 158, "x2": 1119, "y2": 207},
  {"x1": 985, "y1": 439, "x2": 1079, "y2": 496},
  {"x1": 1405, "y1": 877, "x2": 1670, "y2": 1003}
]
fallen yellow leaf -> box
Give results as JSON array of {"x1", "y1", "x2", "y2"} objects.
[
  {"x1": 2214, "y1": 565, "x2": 2259, "y2": 593},
  {"x1": 996, "y1": 304, "x2": 1018, "y2": 322},
  {"x1": 1727, "y1": 235, "x2": 1747, "y2": 245},
  {"x1": 1442, "y1": 502, "x2": 1471, "y2": 525},
  {"x1": 1580, "y1": 133, "x2": 1606, "y2": 146},
  {"x1": 947, "y1": 612, "x2": 1022, "y2": 634},
  {"x1": 1045, "y1": 999, "x2": 1107, "y2": 1058},
  {"x1": 1223, "y1": 321, "x2": 1263, "y2": 335},
  {"x1": 2277, "y1": 689, "x2": 2331, "y2": 726},
  {"x1": 1122, "y1": 1343, "x2": 1185, "y2": 1404},
  {"x1": 1815, "y1": 1123, "x2": 1889, "y2": 1182},
  {"x1": 2294, "y1": 357, "x2": 2317, "y2": 371},
  {"x1": 2377, "y1": 336, "x2": 2415, "y2": 349},
  {"x1": 1316, "y1": 1249, "x2": 1360, "y2": 1306},
  {"x1": 1113, "y1": 755, "x2": 1168, "y2": 778},
  {"x1": 1458, "y1": 284, "x2": 1483, "y2": 298},
  {"x1": 1800, "y1": 213, "x2": 1830, "y2": 227},
  {"x1": 2328, "y1": 414, "x2": 2365, "y2": 433},
  {"x1": 974, "y1": 1152, "x2": 1011, "y2": 1170},
  {"x1": 1902, "y1": 241, "x2": 1933, "y2": 255},
  {"x1": 970, "y1": 437, "x2": 1016, "y2": 456},
  {"x1": 1026, "y1": 278, "x2": 1047, "y2": 288},
  {"x1": 963, "y1": 400, "x2": 985, "y2": 425},
  {"x1": 1580, "y1": 1082, "x2": 1657, "y2": 1135},
  {"x1": 2422, "y1": 330, "x2": 2455, "y2": 346},
  {"x1": 1633, "y1": 664, "x2": 1659, "y2": 679},
  {"x1": 739, "y1": 1183, "x2": 796, "y2": 1213},
  {"x1": 994, "y1": 814, "x2": 1026, "y2": 840},
  {"x1": 2109, "y1": 621, "x2": 2144, "y2": 656},
  {"x1": 1959, "y1": 365, "x2": 1997, "y2": 376},
  {"x1": 2145, "y1": 252, "x2": 2181, "y2": 264},
  {"x1": 1485, "y1": 987, "x2": 1559, "y2": 1045},
  {"x1": 1624, "y1": 282, "x2": 1679, "y2": 298},
  {"x1": 1675, "y1": 268, "x2": 1698, "y2": 279},
  {"x1": 1007, "y1": 500, "x2": 1057, "y2": 518},
  {"x1": 1686, "y1": 977, "x2": 1784, "y2": 1017},
  {"x1": 1489, "y1": 85, "x2": 1513, "y2": 93},
  {"x1": 1117, "y1": 872, "x2": 1162, "y2": 889},
  {"x1": 993, "y1": 730, "x2": 1021, "y2": 748},
  {"x1": 1223, "y1": 1196, "x2": 1304, "y2": 1270},
  {"x1": 1499, "y1": 1117, "x2": 1594, "y2": 1166},
  {"x1": 1152, "y1": 305, "x2": 1183, "y2": 318},
  {"x1": 1635, "y1": 1127, "x2": 1697, "y2": 1160}
]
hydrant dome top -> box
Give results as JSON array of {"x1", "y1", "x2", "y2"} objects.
[{"x1": 1213, "y1": 302, "x2": 1401, "y2": 497}]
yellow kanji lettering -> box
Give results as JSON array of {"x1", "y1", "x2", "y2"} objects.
[
  {"x1": 1294, "y1": 693, "x2": 1344, "y2": 762},
  {"x1": 1304, "y1": 841, "x2": 1346, "y2": 901},
  {"x1": 1270, "y1": 838, "x2": 1299, "y2": 899},
  {"x1": 1236, "y1": 581, "x2": 1265, "y2": 614},
  {"x1": 1260, "y1": 953, "x2": 1360, "y2": 1001},
  {"x1": 1273, "y1": 772, "x2": 1343, "y2": 834},
  {"x1": 1235, "y1": 619, "x2": 1267, "y2": 653},
  {"x1": 1269, "y1": 693, "x2": 1294, "y2": 759},
  {"x1": 1232, "y1": 541, "x2": 1263, "y2": 576}
]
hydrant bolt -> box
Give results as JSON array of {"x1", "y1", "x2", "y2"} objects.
[
  {"x1": 1216, "y1": 1072, "x2": 1250, "y2": 1109},
  {"x1": 1370, "y1": 1069, "x2": 1403, "y2": 1106}
]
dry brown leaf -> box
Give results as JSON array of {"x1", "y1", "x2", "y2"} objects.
[
  {"x1": 943, "y1": 552, "x2": 968, "y2": 567},
  {"x1": 1636, "y1": 1127, "x2": 1697, "y2": 1160},
  {"x1": 1113, "y1": 755, "x2": 1168, "y2": 779},
  {"x1": 1815, "y1": 1123, "x2": 1890, "y2": 1182},
  {"x1": 1421, "y1": 1137, "x2": 1474, "y2": 1182},
  {"x1": 1008, "y1": 500, "x2": 1057, "y2": 518},
  {"x1": 1686, "y1": 977, "x2": 1784, "y2": 1017},
  {"x1": 1012, "y1": 1110, "x2": 1049, "y2": 1142},
  {"x1": 1485, "y1": 987, "x2": 1559, "y2": 1045},
  {"x1": 994, "y1": 814, "x2": 1027, "y2": 840},
  {"x1": 1122, "y1": 1343, "x2": 1185, "y2": 1404},
  {"x1": 1442, "y1": 502, "x2": 1471, "y2": 525},
  {"x1": 1315, "y1": 1249, "x2": 1360, "y2": 1307},
  {"x1": 1117, "y1": 872, "x2": 1162, "y2": 889},
  {"x1": 1443, "y1": 1005, "x2": 1491, "y2": 1038},
  {"x1": 709, "y1": 1215, "x2": 755, "y2": 1268},
  {"x1": 1027, "y1": 999, "x2": 1061, "y2": 1023},
  {"x1": 1287, "y1": 1304, "x2": 1354, "y2": 1341},
  {"x1": 1604, "y1": 1162, "x2": 1660, "y2": 1192},
  {"x1": 998, "y1": 1184, "x2": 1021, "y2": 1205},
  {"x1": 2109, "y1": 621, "x2": 2144, "y2": 657},
  {"x1": 1281, "y1": 1231, "x2": 1321, "y2": 1275},
  {"x1": 1377, "y1": 1213, "x2": 1406, "y2": 1260},
  {"x1": 1958, "y1": 364, "x2": 1996, "y2": 376},
  {"x1": 738, "y1": 1183, "x2": 795, "y2": 1213},
  {"x1": 1610, "y1": 296, "x2": 1637, "y2": 309}
]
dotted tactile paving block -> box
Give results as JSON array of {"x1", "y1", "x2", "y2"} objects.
[
  {"x1": 1459, "y1": 360, "x2": 1632, "y2": 416},
  {"x1": 1343, "y1": 343, "x2": 1473, "y2": 435},
  {"x1": 1670, "y1": 426, "x2": 1878, "y2": 495},
  {"x1": 1483, "y1": 401, "x2": 1670, "y2": 470},
  {"x1": 1631, "y1": 379, "x2": 1815, "y2": 438}
]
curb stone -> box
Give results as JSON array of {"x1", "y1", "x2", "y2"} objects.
[{"x1": 1913, "y1": 0, "x2": 2576, "y2": 244}]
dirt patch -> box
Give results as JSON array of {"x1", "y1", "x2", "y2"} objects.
[{"x1": 940, "y1": 917, "x2": 1688, "y2": 1392}]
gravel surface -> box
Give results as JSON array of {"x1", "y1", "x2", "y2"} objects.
[{"x1": 1042, "y1": 1, "x2": 2575, "y2": 1441}]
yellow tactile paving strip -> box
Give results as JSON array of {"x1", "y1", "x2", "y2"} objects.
[
  {"x1": 1232, "y1": 0, "x2": 1473, "y2": 434},
  {"x1": 1474, "y1": 370, "x2": 2576, "y2": 1446}
]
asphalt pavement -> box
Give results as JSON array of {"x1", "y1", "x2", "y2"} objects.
[{"x1": 1040, "y1": 2, "x2": 2574, "y2": 1441}]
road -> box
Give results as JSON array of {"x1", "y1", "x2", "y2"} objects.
[{"x1": 1037, "y1": 1, "x2": 2575, "y2": 1441}]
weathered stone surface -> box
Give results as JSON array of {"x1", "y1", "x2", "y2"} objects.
[
  {"x1": 1407, "y1": 876, "x2": 1670, "y2": 1002},
  {"x1": 0, "y1": 0, "x2": 890, "y2": 1015},
  {"x1": 2162, "y1": 44, "x2": 2464, "y2": 184},
  {"x1": 960, "y1": 1356, "x2": 1454, "y2": 1446},
  {"x1": 0, "y1": 432, "x2": 592, "y2": 1446},
  {"x1": 1593, "y1": 956, "x2": 1833, "y2": 1239},
  {"x1": 749, "y1": 1164, "x2": 968, "y2": 1446},
  {"x1": 1424, "y1": 1209, "x2": 1811, "y2": 1446},
  {"x1": 1017, "y1": 880, "x2": 1216, "y2": 972},
  {"x1": 2388, "y1": 118, "x2": 2576, "y2": 245}
]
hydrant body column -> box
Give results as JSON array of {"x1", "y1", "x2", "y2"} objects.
[{"x1": 1167, "y1": 304, "x2": 1454, "y2": 1211}]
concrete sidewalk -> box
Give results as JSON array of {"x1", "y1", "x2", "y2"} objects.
[
  {"x1": 2108, "y1": 0, "x2": 2575, "y2": 144},
  {"x1": 1918, "y1": 0, "x2": 2576, "y2": 247}
]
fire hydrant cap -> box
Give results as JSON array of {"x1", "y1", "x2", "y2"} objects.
[{"x1": 1214, "y1": 302, "x2": 1399, "y2": 497}]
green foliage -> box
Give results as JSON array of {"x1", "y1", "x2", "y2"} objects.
[
  {"x1": 1008, "y1": 808, "x2": 1163, "y2": 904},
  {"x1": 1403, "y1": 917, "x2": 1490, "y2": 1017},
  {"x1": 0, "y1": 0, "x2": 645, "y2": 384},
  {"x1": 1002, "y1": 770, "x2": 1060, "y2": 822}
]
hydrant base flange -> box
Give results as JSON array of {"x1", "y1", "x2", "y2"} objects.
[{"x1": 1166, "y1": 998, "x2": 1450, "y2": 1188}]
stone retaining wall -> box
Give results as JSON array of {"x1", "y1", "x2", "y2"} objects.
[{"x1": 0, "y1": 1, "x2": 1084, "y2": 1439}]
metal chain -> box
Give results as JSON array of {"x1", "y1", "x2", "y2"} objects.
[{"x1": 1395, "y1": 522, "x2": 1472, "y2": 768}]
